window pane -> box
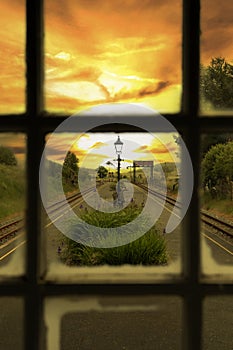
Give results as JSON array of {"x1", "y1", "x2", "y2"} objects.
[
  {"x1": 0, "y1": 0, "x2": 25, "y2": 114},
  {"x1": 0, "y1": 297, "x2": 24, "y2": 349},
  {"x1": 44, "y1": 296, "x2": 182, "y2": 350},
  {"x1": 45, "y1": 0, "x2": 182, "y2": 114},
  {"x1": 203, "y1": 296, "x2": 233, "y2": 350},
  {"x1": 0, "y1": 133, "x2": 26, "y2": 278},
  {"x1": 200, "y1": 133, "x2": 233, "y2": 279},
  {"x1": 40, "y1": 131, "x2": 185, "y2": 281},
  {"x1": 200, "y1": 1, "x2": 233, "y2": 114}
]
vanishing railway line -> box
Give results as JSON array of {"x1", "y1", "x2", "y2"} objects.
[
  {"x1": 0, "y1": 187, "x2": 95, "y2": 261},
  {"x1": 1, "y1": 182, "x2": 233, "y2": 262},
  {"x1": 137, "y1": 183, "x2": 233, "y2": 241},
  {"x1": 0, "y1": 217, "x2": 24, "y2": 245}
]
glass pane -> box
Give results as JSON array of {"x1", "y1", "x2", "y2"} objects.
[
  {"x1": 200, "y1": 133, "x2": 233, "y2": 278},
  {"x1": 0, "y1": 133, "x2": 26, "y2": 278},
  {"x1": 0, "y1": 297, "x2": 24, "y2": 349},
  {"x1": 45, "y1": 0, "x2": 182, "y2": 114},
  {"x1": 0, "y1": 0, "x2": 25, "y2": 114},
  {"x1": 44, "y1": 296, "x2": 182, "y2": 350},
  {"x1": 40, "y1": 131, "x2": 188, "y2": 281},
  {"x1": 200, "y1": 1, "x2": 233, "y2": 114},
  {"x1": 203, "y1": 296, "x2": 233, "y2": 350}
]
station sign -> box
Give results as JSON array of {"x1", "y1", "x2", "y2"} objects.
[{"x1": 133, "y1": 160, "x2": 153, "y2": 167}]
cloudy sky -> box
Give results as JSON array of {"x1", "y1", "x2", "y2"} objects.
[
  {"x1": 0, "y1": 0, "x2": 232, "y2": 114},
  {"x1": 45, "y1": 132, "x2": 179, "y2": 169},
  {"x1": 0, "y1": 0, "x2": 232, "y2": 165}
]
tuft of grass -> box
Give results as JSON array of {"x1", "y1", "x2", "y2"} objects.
[{"x1": 61, "y1": 207, "x2": 168, "y2": 266}]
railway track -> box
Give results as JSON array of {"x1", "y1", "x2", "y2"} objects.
[
  {"x1": 201, "y1": 211, "x2": 233, "y2": 240},
  {"x1": 46, "y1": 187, "x2": 94, "y2": 216},
  {"x1": 0, "y1": 187, "x2": 94, "y2": 248},
  {"x1": 0, "y1": 217, "x2": 24, "y2": 245},
  {"x1": 1, "y1": 182, "x2": 232, "y2": 261},
  {"x1": 136, "y1": 183, "x2": 233, "y2": 241}
]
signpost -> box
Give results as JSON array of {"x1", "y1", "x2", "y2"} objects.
[{"x1": 133, "y1": 160, "x2": 154, "y2": 183}]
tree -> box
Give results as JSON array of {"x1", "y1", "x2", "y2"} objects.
[
  {"x1": 201, "y1": 141, "x2": 233, "y2": 198},
  {"x1": 97, "y1": 165, "x2": 108, "y2": 179},
  {"x1": 0, "y1": 146, "x2": 17, "y2": 166},
  {"x1": 62, "y1": 151, "x2": 79, "y2": 185},
  {"x1": 200, "y1": 57, "x2": 233, "y2": 109},
  {"x1": 201, "y1": 134, "x2": 232, "y2": 157}
]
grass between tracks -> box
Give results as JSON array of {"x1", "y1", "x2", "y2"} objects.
[{"x1": 60, "y1": 206, "x2": 168, "y2": 266}]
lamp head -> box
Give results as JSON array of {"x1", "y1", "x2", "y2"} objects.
[{"x1": 114, "y1": 135, "x2": 123, "y2": 155}]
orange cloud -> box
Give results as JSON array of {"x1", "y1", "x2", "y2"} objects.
[
  {"x1": 44, "y1": 0, "x2": 182, "y2": 112},
  {"x1": 90, "y1": 142, "x2": 107, "y2": 149}
]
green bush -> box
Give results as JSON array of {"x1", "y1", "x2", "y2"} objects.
[
  {"x1": 61, "y1": 207, "x2": 167, "y2": 266},
  {"x1": 0, "y1": 146, "x2": 17, "y2": 166}
]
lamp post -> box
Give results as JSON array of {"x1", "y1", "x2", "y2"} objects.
[{"x1": 114, "y1": 135, "x2": 124, "y2": 205}]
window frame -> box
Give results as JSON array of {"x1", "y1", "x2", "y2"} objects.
[{"x1": 0, "y1": 1, "x2": 232, "y2": 349}]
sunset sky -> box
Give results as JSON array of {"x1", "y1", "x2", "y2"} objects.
[
  {"x1": 0, "y1": 0, "x2": 232, "y2": 165},
  {"x1": 45, "y1": 132, "x2": 179, "y2": 169},
  {"x1": 0, "y1": 0, "x2": 232, "y2": 115},
  {"x1": 0, "y1": 132, "x2": 178, "y2": 170}
]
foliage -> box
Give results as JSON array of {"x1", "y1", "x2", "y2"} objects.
[
  {"x1": 200, "y1": 57, "x2": 233, "y2": 109},
  {"x1": 61, "y1": 207, "x2": 167, "y2": 266},
  {"x1": 0, "y1": 146, "x2": 17, "y2": 166},
  {"x1": 97, "y1": 165, "x2": 108, "y2": 178},
  {"x1": 201, "y1": 134, "x2": 232, "y2": 157},
  {"x1": 109, "y1": 183, "x2": 117, "y2": 191},
  {"x1": 161, "y1": 162, "x2": 176, "y2": 174},
  {"x1": 201, "y1": 141, "x2": 233, "y2": 198},
  {"x1": 62, "y1": 151, "x2": 79, "y2": 186}
]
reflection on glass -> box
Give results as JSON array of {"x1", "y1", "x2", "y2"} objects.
[
  {"x1": 0, "y1": 297, "x2": 24, "y2": 349},
  {"x1": 200, "y1": 1, "x2": 233, "y2": 114},
  {"x1": 0, "y1": 133, "x2": 26, "y2": 277},
  {"x1": 0, "y1": 0, "x2": 25, "y2": 113},
  {"x1": 200, "y1": 134, "x2": 233, "y2": 276},
  {"x1": 41, "y1": 131, "x2": 183, "y2": 280},
  {"x1": 44, "y1": 296, "x2": 182, "y2": 350},
  {"x1": 45, "y1": 0, "x2": 182, "y2": 114},
  {"x1": 203, "y1": 297, "x2": 233, "y2": 350}
]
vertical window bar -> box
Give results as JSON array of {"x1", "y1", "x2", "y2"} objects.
[
  {"x1": 26, "y1": 0, "x2": 44, "y2": 114},
  {"x1": 182, "y1": 0, "x2": 202, "y2": 349},
  {"x1": 182, "y1": 0, "x2": 200, "y2": 115},
  {"x1": 25, "y1": 0, "x2": 44, "y2": 349}
]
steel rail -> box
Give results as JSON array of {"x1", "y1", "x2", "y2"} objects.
[
  {"x1": 0, "y1": 187, "x2": 95, "y2": 245},
  {"x1": 136, "y1": 183, "x2": 233, "y2": 240}
]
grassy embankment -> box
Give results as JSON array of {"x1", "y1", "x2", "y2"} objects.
[
  {"x1": 0, "y1": 164, "x2": 26, "y2": 221},
  {"x1": 0, "y1": 160, "x2": 78, "y2": 222},
  {"x1": 201, "y1": 191, "x2": 233, "y2": 220}
]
